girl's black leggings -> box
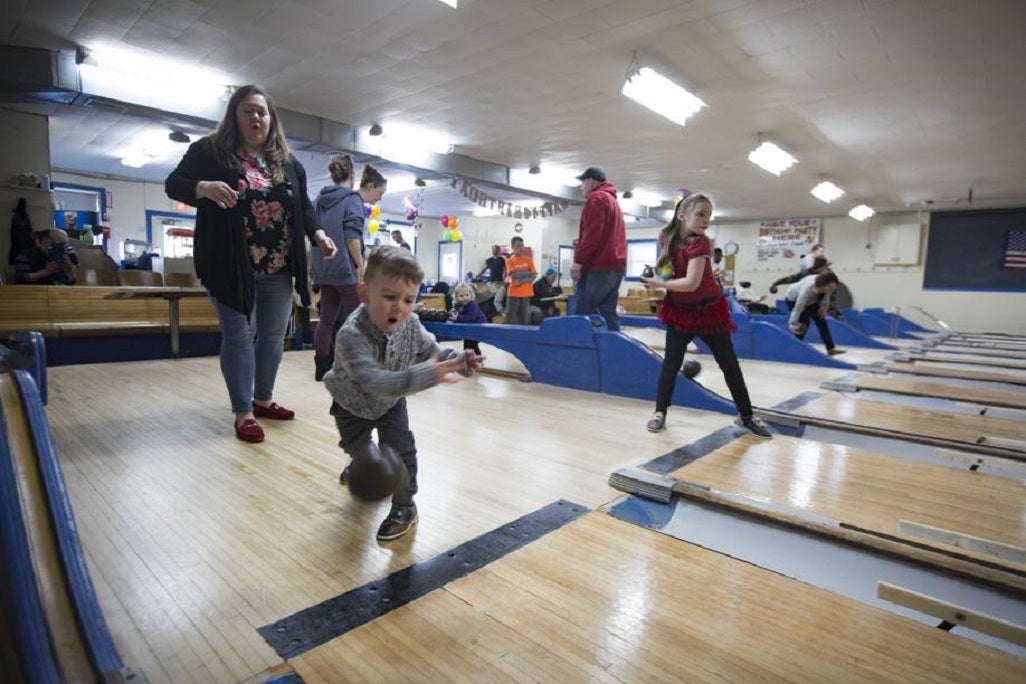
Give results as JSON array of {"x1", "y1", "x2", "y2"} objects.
[{"x1": 656, "y1": 327, "x2": 753, "y2": 417}]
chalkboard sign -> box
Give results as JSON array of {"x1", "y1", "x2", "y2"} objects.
[{"x1": 924, "y1": 208, "x2": 1026, "y2": 291}]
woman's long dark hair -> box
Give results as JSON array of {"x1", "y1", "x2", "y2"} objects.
[
  {"x1": 656, "y1": 193, "x2": 712, "y2": 269},
  {"x1": 208, "y1": 85, "x2": 290, "y2": 185}
]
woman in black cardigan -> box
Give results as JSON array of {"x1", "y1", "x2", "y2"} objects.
[{"x1": 166, "y1": 85, "x2": 337, "y2": 443}]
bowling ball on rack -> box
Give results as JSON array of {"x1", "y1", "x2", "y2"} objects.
[
  {"x1": 683, "y1": 360, "x2": 702, "y2": 379},
  {"x1": 347, "y1": 441, "x2": 403, "y2": 502}
]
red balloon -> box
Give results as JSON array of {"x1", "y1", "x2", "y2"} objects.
[{"x1": 439, "y1": 215, "x2": 449, "y2": 228}]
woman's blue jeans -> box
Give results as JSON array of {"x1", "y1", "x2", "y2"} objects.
[{"x1": 211, "y1": 273, "x2": 294, "y2": 413}]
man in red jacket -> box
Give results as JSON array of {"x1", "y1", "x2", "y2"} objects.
[{"x1": 570, "y1": 167, "x2": 627, "y2": 331}]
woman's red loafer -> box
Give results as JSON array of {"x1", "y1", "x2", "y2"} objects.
[
  {"x1": 252, "y1": 402, "x2": 295, "y2": 420},
  {"x1": 234, "y1": 418, "x2": 265, "y2": 443}
]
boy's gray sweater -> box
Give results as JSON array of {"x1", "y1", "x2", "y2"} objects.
[{"x1": 323, "y1": 304, "x2": 458, "y2": 419}]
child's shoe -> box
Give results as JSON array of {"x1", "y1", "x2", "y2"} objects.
[
  {"x1": 734, "y1": 415, "x2": 773, "y2": 439},
  {"x1": 377, "y1": 504, "x2": 418, "y2": 541},
  {"x1": 646, "y1": 412, "x2": 666, "y2": 433}
]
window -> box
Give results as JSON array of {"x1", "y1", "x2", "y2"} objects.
[{"x1": 625, "y1": 239, "x2": 659, "y2": 281}]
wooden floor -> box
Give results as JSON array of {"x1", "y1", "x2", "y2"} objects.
[
  {"x1": 39, "y1": 330, "x2": 1026, "y2": 683},
  {"x1": 852, "y1": 375, "x2": 1026, "y2": 410}
]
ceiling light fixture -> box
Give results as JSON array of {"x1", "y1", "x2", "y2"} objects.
[
  {"x1": 168, "y1": 130, "x2": 191, "y2": 144},
  {"x1": 528, "y1": 165, "x2": 540, "y2": 175},
  {"x1": 436, "y1": 0, "x2": 458, "y2": 7},
  {"x1": 622, "y1": 191, "x2": 633, "y2": 199},
  {"x1": 810, "y1": 180, "x2": 844, "y2": 203},
  {"x1": 621, "y1": 52, "x2": 706, "y2": 128},
  {"x1": 369, "y1": 123, "x2": 383, "y2": 136},
  {"x1": 77, "y1": 44, "x2": 228, "y2": 115},
  {"x1": 748, "y1": 137, "x2": 798, "y2": 176},
  {"x1": 848, "y1": 204, "x2": 875, "y2": 221},
  {"x1": 414, "y1": 178, "x2": 426, "y2": 187}
]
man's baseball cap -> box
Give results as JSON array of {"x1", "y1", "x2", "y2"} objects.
[
  {"x1": 544, "y1": 267, "x2": 557, "y2": 277},
  {"x1": 575, "y1": 167, "x2": 606, "y2": 182}
]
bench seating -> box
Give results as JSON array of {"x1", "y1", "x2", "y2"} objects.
[{"x1": 0, "y1": 285, "x2": 221, "y2": 364}]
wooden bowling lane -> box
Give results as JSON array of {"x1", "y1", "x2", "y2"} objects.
[
  {"x1": 897, "y1": 351, "x2": 1026, "y2": 370},
  {"x1": 852, "y1": 375, "x2": 1026, "y2": 411},
  {"x1": 930, "y1": 341, "x2": 1026, "y2": 357},
  {"x1": 42, "y1": 353, "x2": 736, "y2": 683},
  {"x1": 881, "y1": 360, "x2": 1026, "y2": 385},
  {"x1": 289, "y1": 512, "x2": 1026, "y2": 683},
  {"x1": 784, "y1": 394, "x2": 1026, "y2": 460},
  {"x1": 673, "y1": 434, "x2": 1026, "y2": 580}
]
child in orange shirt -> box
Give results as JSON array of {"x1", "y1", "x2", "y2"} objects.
[{"x1": 503, "y1": 236, "x2": 537, "y2": 325}]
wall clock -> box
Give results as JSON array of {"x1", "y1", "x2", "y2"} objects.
[{"x1": 723, "y1": 241, "x2": 739, "y2": 256}]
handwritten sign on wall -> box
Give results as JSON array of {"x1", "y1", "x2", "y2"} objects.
[{"x1": 757, "y1": 218, "x2": 820, "y2": 262}]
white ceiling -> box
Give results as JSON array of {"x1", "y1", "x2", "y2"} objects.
[{"x1": 3, "y1": 0, "x2": 1026, "y2": 224}]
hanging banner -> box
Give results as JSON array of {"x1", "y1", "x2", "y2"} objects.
[
  {"x1": 459, "y1": 180, "x2": 570, "y2": 219},
  {"x1": 757, "y1": 218, "x2": 820, "y2": 261}
]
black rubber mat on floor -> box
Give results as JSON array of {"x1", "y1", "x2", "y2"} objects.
[{"x1": 258, "y1": 499, "x2": 588, "y2": 659}]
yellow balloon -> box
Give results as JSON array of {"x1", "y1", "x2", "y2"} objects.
[
  {"x1": 451, "y1": 229, "x2": 462, "y2": 241},
  {"x1": 370, "y1": 204, "x2": 381, "y2": 219},
  {"x1": 367, "y1": 219, "x2": 379, "y2": 234}
]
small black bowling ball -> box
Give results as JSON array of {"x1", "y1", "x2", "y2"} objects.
[
  {"x1": 683, "y1": 360, "x2": 702, "y2": 379},
  {"x1": 347, "y1": 441, "x2": 403, "y2": 502},
  {"x1": 641, "y1": 265, "x2": 655, "y2": 279}
]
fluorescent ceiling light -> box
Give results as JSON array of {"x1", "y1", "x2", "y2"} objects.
[
  {"x1": 437, "y1": 0, "x2": 457, "y2": 7},
  {"x1": 626, "y1": 190, "x2": 664, "y2": 208},
  {"x1": 79, "y1": 45, "x2": 229, "y2": 115},
  {"x1": 382, "y1": 172, "x2": 420, "y2": 194},
  {"x1": 120, "y1": 154, "x2": 154, "y2": 168},
  {"x1": 748, "y1": 140, "x2": 797, "y2": 176},
  {"x1": 622, "y1": 67, "x2": 706, "y2": 127},
  {"x1": 811, "y1": 181, "x2": 845, "y2": 203},
  {"x1": 117, "y1": 127, "x2": 184, "y2": 168},
  {"x1": 510, "y1": 166, "x2": 578, "y2": 193},
  {"x1": 849, "y1": 204, "x2": 875, "y2": 221},
  {"x1": 380, "y1": 124, "x2": 454, "y2": 156}
]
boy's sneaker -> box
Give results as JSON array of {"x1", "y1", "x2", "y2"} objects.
[
  {"x1": 735, "y1": 415, "x2": 773, "y2": 440},
  {"x1": 377, "y1": 505, "x2": 418, "y2": 541}
]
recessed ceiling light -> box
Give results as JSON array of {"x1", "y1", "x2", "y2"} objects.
[
  {"x1": 748, "y1": 139, "x2": 797, "y2": 176},
  {"x1": 622, "y1": 65, "x2": 705, "y2": 128},
  {"x1": 849, "y1": 204, "x2": 875, "y2": 221},
  {"x1": 810, "y1": 181, "x2": 844, "y2": 203}
]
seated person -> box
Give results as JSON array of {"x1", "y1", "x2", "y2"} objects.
[
  {"x1": 531, "y1": 267, "x2": 563, "y2": 318},
  {"x1": 13, "y1": 229, "x2": 78, "y2": 285},
  {"x1": 735, "y1": 280, "x2": 772, "y2": 314}
]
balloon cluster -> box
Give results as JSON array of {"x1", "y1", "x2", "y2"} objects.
[
  {"x1": 364, "y1": 203, "x2": 381, "y2": 234},
  {"x1": 403, "y1": 195, "x2": 419, "y2": 222},
  {"x1": 439, "y1": 215, "x2": 461, "y2": 242}
]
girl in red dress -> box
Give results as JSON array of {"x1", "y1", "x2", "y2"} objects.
[{"x1": 639, "y1": 193, "x2": 772, "y2": 438}]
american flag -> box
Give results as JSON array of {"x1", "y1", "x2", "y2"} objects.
[{"x1": 1004, "y1": 230, "x2": 1026, "y2": 270}]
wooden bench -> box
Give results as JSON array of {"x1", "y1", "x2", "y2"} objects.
[
  {"x1": 0, "y1": 286, "x2": 57, "y2": 337},
  {"x1": 0, "y1": 284, "x2": 221, "y2": 364}
]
